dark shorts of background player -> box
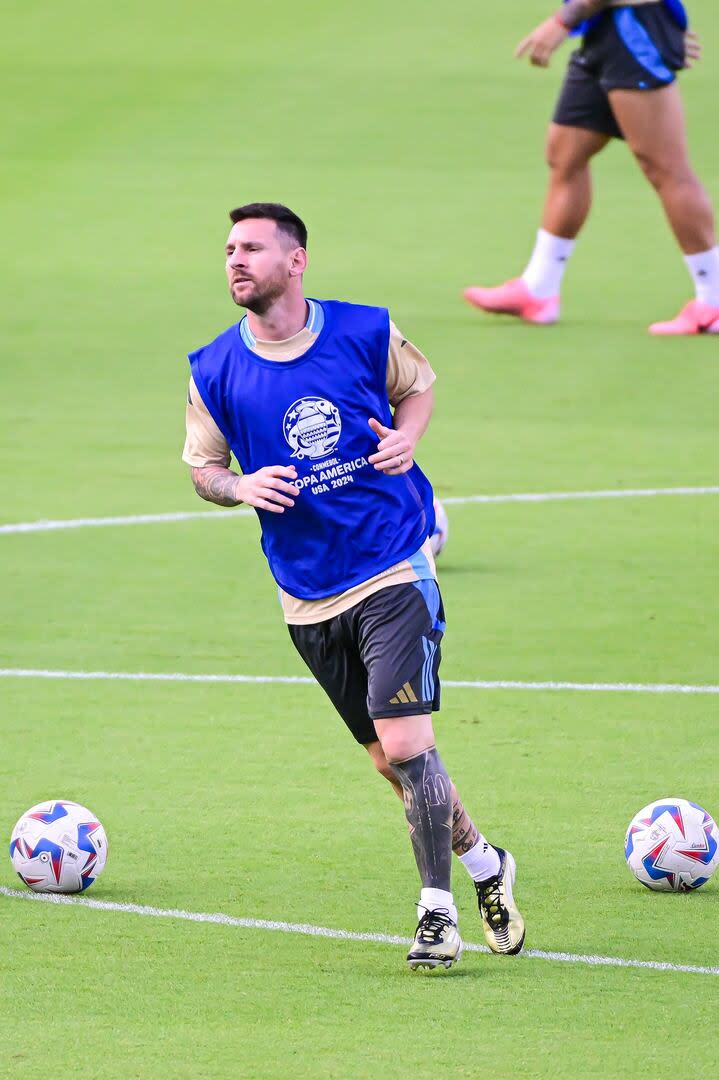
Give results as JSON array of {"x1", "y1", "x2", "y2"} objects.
[
  {"x1": 288, "y1": 581, "x2": 445, "y2": 746},
  {"x1": 553, "y1": 4, "x2": 686, "y2": 140}
]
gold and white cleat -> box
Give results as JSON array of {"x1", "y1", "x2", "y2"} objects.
[
  {"x1": 407, "y1": 908, "x2": 463, "y2": 971},
  {"x1": 474, "y1": 847, "x2": 526, "y2": 955}
]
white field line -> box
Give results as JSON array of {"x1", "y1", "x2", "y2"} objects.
[
  {"x1": 1, "y1": 669, "x2": 718, "y2": 695},
  {"x1": 0, "y1": 508, "x2": 253, "y2": 535},
  {"x1": 1, "y1": 886, "x2": 716, "y2": 977},
  {"x1": 441, "y1": 486, "x2": 719, "y2": 507},
  {"x1": 1, "y1": 485, "x2": 718, "y2": 535}
]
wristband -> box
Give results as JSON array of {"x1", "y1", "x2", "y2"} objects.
[{"x1": 554, "y1": 11, "x2": 571, "y2": 30}]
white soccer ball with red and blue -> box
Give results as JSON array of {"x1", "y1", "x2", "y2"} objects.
[
  {"x1": 9, "y1": 800, "x2": 108, "y2": 894},
  {"x1": 430, "y1": 497, "x2": 449, "y2": 558},
  {"x1": 624, "y1": 797, "x2": 719, "y2": 892}
]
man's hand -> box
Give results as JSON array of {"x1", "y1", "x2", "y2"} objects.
[
  {"x1": 367, "y1": 417, "x2": 414, "y2": 475},
  {"x1": 684, "y1": 30, "x2": 702, "y2": 69},
  {"x1": 236, "y1": 465, "x2": 299, "y2": 513},
  {"x1": 191, "y1": 464, "x2": 298, "y2": 512},
  {"x1": 515, "y1": 16, "x2": 569, "y2": 67}
]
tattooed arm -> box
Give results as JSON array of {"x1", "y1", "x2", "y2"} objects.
[
  {"x1": 558, "y1": 0, "x2": 611, "y2": 30},
  {"x1": 191, "y1": 464, "x2": 300, "y2": 514},
  {"x1": 191, "y1": 466, "x2": 243, "y2": 507},
  {"x1": 515, "y1": 1, "x2": 610, "y2": 67}
]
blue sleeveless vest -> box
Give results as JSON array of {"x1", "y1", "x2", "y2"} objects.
[{"x1": 188, "y1": 300, "x2": 436, "y2": 600}]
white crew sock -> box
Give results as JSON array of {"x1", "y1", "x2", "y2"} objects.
[
  {"x1": 521, "y1": 228, "x2": 576, "y2": 299},
  {"x1": 684, "y1": 247, "x2": 719, "y2": 306},
  {"x1": 417, "y1": 887, "x2": 457, "y2": 925},
  {"x1": 458, "y1": 840, "x2": 501, "y2": 882}
]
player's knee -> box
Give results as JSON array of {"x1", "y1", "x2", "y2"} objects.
[
  {"x1": 365, "y1": 741, "x2": 396, "y2": 783},
  {"x1": 634, "y1": 149, "x2": 665, "y2": 189},
  {"x1": 545, "y1": 129, "x2": 590, "y2": 178},
  {"x1": 634, "y1": 148, "x2": 693, "y2": 192},
  {"x1": 377, "y1": 760, "x2": 397, "y2": 785},
  {"x1": 374, "y1": 710, "x2": 436, "y2": 764},
  {"x1": 377, "y1": 728, "x2": 433, "y2": 764}
]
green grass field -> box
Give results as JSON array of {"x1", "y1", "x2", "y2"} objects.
[{"x1": 2, "y1": 2, "x2": 719, "y2": 1076}]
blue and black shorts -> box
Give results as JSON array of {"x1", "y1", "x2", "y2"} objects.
[
  {"x1": 288, "y1": 581, "x2": 444, "y2": 745},
  {"x1": 553, "y1": 3, "x2": 686, "y2": 139}
]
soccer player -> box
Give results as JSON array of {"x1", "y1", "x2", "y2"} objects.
[
  {"x1": 183, "y1": 202, "x2": 525, "y2": 969},
  {"x1": 464, "y1": 1, "x2": 719, "y2": 334}
]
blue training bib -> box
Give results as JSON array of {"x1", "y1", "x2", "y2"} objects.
[{"x1": 189, "y1": 300, "x2": 436, "y2": 600}]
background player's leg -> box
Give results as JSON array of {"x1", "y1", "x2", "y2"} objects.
[
  {"x1": 610, "y1": 85, "x2": 715, "y2": 255},
  {"x1": 464, "y1": 124, "x2": 609, "y2": 322},
  {"x1": 610, "y1": 84, "x2": 719, "y2": 333},
  {"x1": 519, "y1": 124, "x2": 611, "y2": 303},
  {"x1": 540, "y1": 123, "x2": 610, "y2": 241}
]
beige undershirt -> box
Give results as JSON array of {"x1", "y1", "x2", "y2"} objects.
[{"x1": 183, "y1": 316, "x2": 437, "y2": 624}]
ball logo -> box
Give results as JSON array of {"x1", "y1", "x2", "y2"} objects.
[{"x1": 283, "y1": 396, "x2": 342, "y2": 459}]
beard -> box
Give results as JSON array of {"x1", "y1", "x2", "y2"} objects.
[{"x1": 229, "y1": 273, "x2": 287, "y2": 314}]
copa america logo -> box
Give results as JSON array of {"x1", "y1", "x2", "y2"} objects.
[{"x1": 282, "y1": 396, "x2": 342, "y2": 459}]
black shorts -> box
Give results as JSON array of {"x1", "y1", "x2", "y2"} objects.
[
  {"x1": 553, "y1": 4, "x2": 686, "y2": 139},
  {"x1": 288, "y1": 581, "x2": 445, "y2": 745}
]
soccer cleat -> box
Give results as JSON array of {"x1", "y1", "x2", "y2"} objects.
[
  {"x1": 463, "y1": 278, "x2": 560, "y2": 325},
  {"x1": 406, "y1": 908, "x2": 463, "y2": 971},
  {"x1": 649, "y1": 300, "x2": 719, "y2": 335},
  {"x1": 474, "y1": 847, "x2": 525, "y2": 955}
]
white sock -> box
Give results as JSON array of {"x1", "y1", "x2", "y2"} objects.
[
  {"x1": 458, "y1": 840, "x2": 501, "y2": 882},
  {"x1": 684, "y1": 247, "x2": 719, "y2": 306},
  {"x1": 418, "y1": 887, "x2": 457, "y2": 925},
  {"x1": 521, "y1": 228, "x2": 576, "y2": 299}
]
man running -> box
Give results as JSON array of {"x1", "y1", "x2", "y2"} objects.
[{"x1": 183, "y1": 202, "x2": 525, "y2": 969}]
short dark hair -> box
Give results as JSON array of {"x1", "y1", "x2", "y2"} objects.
[{"x1": 228, "y1": 202, "x2": 308, "y2": 249}]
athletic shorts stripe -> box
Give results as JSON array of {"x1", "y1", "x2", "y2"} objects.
[{"x1": 613, "y1": 8, "x2": 673, "y2": 83}]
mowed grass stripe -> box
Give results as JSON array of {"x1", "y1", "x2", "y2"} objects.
[
  {"x1": 1, "y1": 669, "x2": 718, "y2": 694},
  {"x1": 2, "y1": 485, "x2": 719, "y2": 534},
  {"x1": 2, "y1": 886, "x2": 717, "y2": 978}
]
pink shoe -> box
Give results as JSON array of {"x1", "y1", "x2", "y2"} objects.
[
  {"x1": 463, "y1": 277, "x2": 559, "y2": 325},
  {"x1": 649, "y1": 300, "x2": 719, "y2": 335}
]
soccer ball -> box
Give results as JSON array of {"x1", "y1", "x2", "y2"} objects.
[
  {"x1": 430, "y1": 497, "x2": 449, "y2": 558},
  {"x1": 624, "y1": 798, "x2": 719, "y2": 892},
  {"x1": 9, "y1": 800, "x2": 108, "y2": 894}
]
